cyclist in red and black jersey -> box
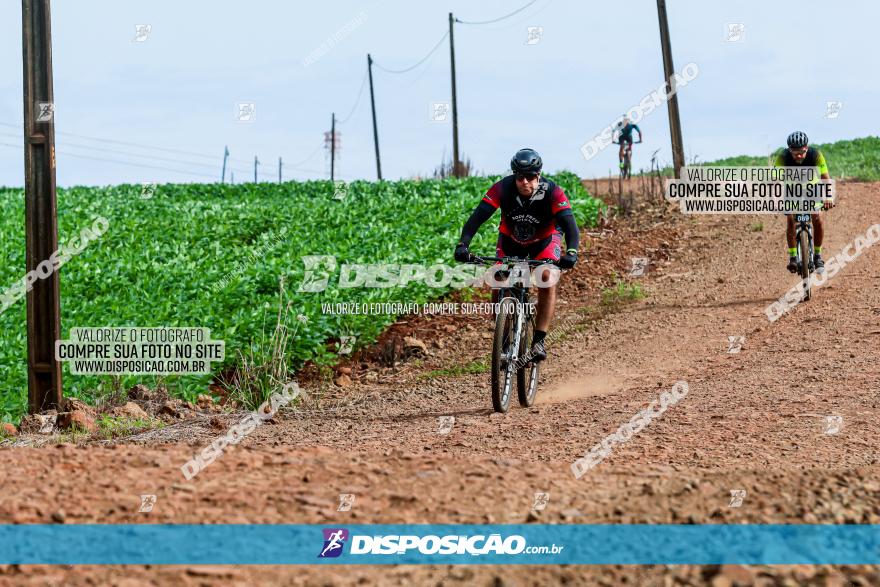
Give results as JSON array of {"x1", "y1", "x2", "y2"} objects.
[{"x1": 454, "y1": 148, "x2": 581, "y2": 362}]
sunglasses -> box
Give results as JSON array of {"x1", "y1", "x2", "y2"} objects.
[{"x1": 515, "y1": 172, "x2": 539, "y2": 181}]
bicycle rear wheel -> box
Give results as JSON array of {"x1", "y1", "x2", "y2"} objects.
[
  {"x1": 623, "y1": 153, "x2": 631, "y2": 179},
  {"x1": 798, "y1": 228, "x2": 812, "y2": 301},
  {"x1": 517, "y1": 313, "x2": 539, "y2": 407},
  {"x1": 491, "y1": 297, "x2": 517, "y2": 413}
]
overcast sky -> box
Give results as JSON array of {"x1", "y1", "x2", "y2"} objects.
[{"x1": 0, "y1": 0, "x2": 877, "y2": 187}]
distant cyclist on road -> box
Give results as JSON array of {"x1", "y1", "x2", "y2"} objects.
[
  {"x1": 774, "y1": 131, "x2": 833, "y2": 274},
  {"x1": 614, "y1": 115, "x2": 643, "y2": 170},
  {"x1": 454, "y1": 148, "x2": 580, "y2": 362}
]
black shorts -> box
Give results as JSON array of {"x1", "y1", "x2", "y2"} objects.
[{"x1": 619, "y1": 135, "x2": 633, "y2": 145}]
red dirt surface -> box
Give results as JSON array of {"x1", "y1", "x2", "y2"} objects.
[{"x1": 2, "y1": 181, "x2": 879, "y2": 586}]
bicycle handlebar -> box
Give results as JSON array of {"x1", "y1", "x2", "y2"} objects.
[{"x1": 467, "y1": 255, "x2": 557, "y2": 267}]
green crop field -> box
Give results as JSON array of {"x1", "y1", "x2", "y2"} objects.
[{"x1": 0, "y1": 172, "x2": 602, "y2": 422}]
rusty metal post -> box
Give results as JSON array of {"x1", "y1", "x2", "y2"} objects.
[{"x1": 22, "y1": 0, "x2": 63, "y2": 413}]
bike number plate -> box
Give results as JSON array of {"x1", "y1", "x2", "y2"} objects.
[{"x1": 795, "y1": 214, "x2": 811, "y2": 223}]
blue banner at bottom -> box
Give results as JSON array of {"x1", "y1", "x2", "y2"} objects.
[{"x1": 0, "y1": 524, "x2": 878, "y2": 565}]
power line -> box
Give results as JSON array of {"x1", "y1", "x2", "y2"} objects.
[
  {"x1": 373, "y1": 30, "x2": 449, "y2": 74},
  {"x1": 1, "y1": 122, "x2": 331, "y2": 177},
  {"x1": 0, "y1": 142, "x2": 218, "y2": 179},
  {"x1": 0, "y1": 121, "x2": 253, "y2": 165},
  {"x1": 0, "y1": 131, "x2": 252, "y2": 175},
  {"x1": 454, "y1": 0, "x2": 540, "y2": 25},
  {"x1": 0, "y1": 123, "x2": 328, "y2": 178},
  {"x1": 338, "y1": 70, "x2": 369, "y2": 124},
  {"x1": 287, "y1": 143, "x2": 324, "y2": 167},
  {"x1": 0, "y1": 141, "x2": 354, "y2": 181}
]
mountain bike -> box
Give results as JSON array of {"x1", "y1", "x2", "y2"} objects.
[
  {"x1": 469, "y1": 255, "x2": 557, "y2": 413},
  {"x1": 613, "y1": 139, "x2": 642, "y2": 180},
  {"x1": 793, "y1": 212, "x2": 815, "y2": 301}
]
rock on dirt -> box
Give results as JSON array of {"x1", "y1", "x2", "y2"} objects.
[
  {"x1": 60, "y1": 397, "x2": 94, "y2": 416},
  {"x1": 1, "y1": 423, "x2": 17, "y2": 437},
  {"x1": 159, "y1": 400, "x2": 184, "y2": 419},
  {"x1": 403, "y1": 336, "x2": 427, "y2": 357},
  {"x1": 111, "y1": 402, "x2": 150, "y2": 420},
  {"x1": 19, "y1": 413, "x2": 57, "y2": 434},
  {"x1": 58, "y1": 411, "x2": 96, "y2": 433},
  {"x1": 334, "y1": 373, "x2": 352, "y2": 387},
  {"x1": 184, "y1": 566, "x2": 238, "y2": 578},
  {"x1": 127, "y1": 384, "x2": 154, "y2": 401},
  {"x1": 709, "y1": 564, "x2": 756, "y2": 587}
]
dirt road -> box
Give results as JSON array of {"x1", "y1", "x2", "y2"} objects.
[{"x1": 2, "y1": 182, "x2": 879, "y2": 586}]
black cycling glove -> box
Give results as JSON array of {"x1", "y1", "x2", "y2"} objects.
[
  {"x1": 558, "y1": 249, "x2": 578, "y2": 269},
  {"x1": 454, "y1": 242, "x2": 471, "y2": 263}
]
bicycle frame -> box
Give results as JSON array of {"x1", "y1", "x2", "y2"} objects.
[
  {"x1": 794, "y1": 214, "x2": 814, "y2": 271},
  {"x1": 613, "y1": 139, "x2": 641, "y2": 180},
  {"x1": 793, "y1": 213, "x2": 815, "y2": 301},
  {"x1": 478, "y1": 255, "x2": 546, "y2": 361},
  {"x1": 496, "y1": 282, "x2": 531, "y2": 365},
  {"x1": 469, "y1": 255, "x2": 553, "y2": 411}
]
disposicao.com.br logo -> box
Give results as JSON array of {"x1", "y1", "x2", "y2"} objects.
[
  {"x1": 319, "y1": 528, "x2": 349, "y2": 558},
  {"x1": 318, "y1": 528, "x2": 563, "y2": 558}
]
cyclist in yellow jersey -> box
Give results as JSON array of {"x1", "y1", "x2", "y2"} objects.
[{"x1": 774, "y1": 131, "x2": 833, "y2": 274}]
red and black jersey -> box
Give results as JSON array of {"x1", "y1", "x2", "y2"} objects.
[{"x1": 481, "y1": 175, "x2": 573, "y2": 245}]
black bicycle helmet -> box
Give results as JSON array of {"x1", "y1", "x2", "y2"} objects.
[
  {"x1": 510, "y1": 148, "x2": 543, "y2": 174},
  {"x1": 787, "y1": 131, "x2": 809, "y2": 149}
]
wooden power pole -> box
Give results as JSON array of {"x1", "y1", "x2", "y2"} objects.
[
  {"x1": 278, "y1": 157, "x2": 282, "y2": 183},
  {"x1": 367, "y1": 54, "x2": 382, "y2": 180},
  {"x1": 22, "y1": 0, "x2": 63, "y2": 413},
  {"x1": 254, "y1": 155, "x2": 259, "y2": 182},
  {"x1": 656, "y1": 0, "x2": 685, "y2": 178},
  {"x1": 221, "y1": 145, "x2": 229, "y2": 183},
  {"x1": 448, "y1": 12, "x2": 461, "y2": 178}
]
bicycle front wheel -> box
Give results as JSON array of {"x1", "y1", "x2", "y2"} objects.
[
  {"x1": 517, "y1": 313, "x2": 539, "y2": 407},
  {"x1": 491, "y1": 297, "x2": 517, "y2": 413},
  {"x1": 799, "y1": 229, "x2": 812, "y2": 301}
]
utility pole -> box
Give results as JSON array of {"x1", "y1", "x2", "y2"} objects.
[
  {"x1": 448, "y1": 12, "x2": 461, "y2": 177},
  {"x1": 221, "y1": 145, "x2": 229, "y2": 183},
  {"x1": 254, "y1": 155, "x2": 259, "y2": 182},
  {"x1": 278, "y1": 157, "x2": 282, "y2": 183},
  {"x1": 22, "y1": 0, "x2": 63, "y2": 413},
  {"x1": 330, "y1": 112, "x2": 336, "y2": 182},
  {"x1": 656, "y1": 0, "x2": 685, "y2": 179},
  {"x1": 367, "y1": 54, "x2": 382, "y2": 180}
]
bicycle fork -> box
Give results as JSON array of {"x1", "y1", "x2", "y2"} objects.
[{"x1": 501, "y1": 298, "x2": 525, "y2": 367}]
